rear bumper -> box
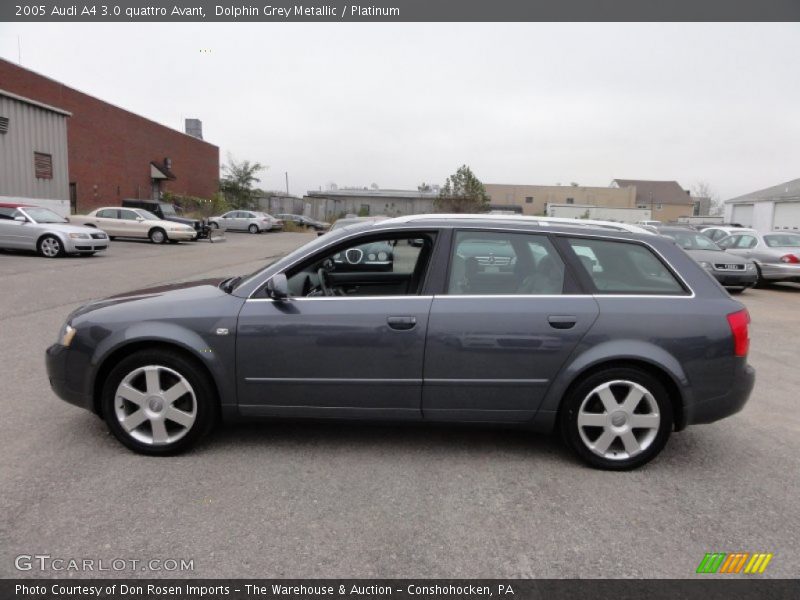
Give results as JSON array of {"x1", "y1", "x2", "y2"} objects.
[
  {"x1": 45, "y1": 343, "x2": 93, "y2": 411},
  {"x1": 685, "y1": 363, "x2": 755, "y2": 426}
]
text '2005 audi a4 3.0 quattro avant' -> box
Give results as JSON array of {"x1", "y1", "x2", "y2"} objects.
[{"x1": 46, "y1": 215, "x2": 755, "y2": 469}]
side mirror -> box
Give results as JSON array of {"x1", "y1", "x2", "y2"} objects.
[
  {"x1": 14, "y1": 216, "x2": 27, "y2": 223},
  {"x1": 266, "y1": 273, "x2": 289, "y2": 300}
]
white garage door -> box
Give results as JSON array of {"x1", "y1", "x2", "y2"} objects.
[
  {"x1": 731, "y1": 204, "x2": 754, "y2": 227},
  {"x1": 772, "y1": 202, "x2": 800, "y2": 231}
]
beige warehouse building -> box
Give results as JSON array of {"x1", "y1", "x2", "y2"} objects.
[{"x1": 484, "y1": 183, "x2": 637, "y2": 216}]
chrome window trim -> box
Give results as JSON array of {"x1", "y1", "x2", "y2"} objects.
[{"x1": 245, "y1": 223, "x2": 695, "y2": 299}]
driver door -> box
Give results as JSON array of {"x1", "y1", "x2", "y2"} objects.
[{"x1": 235, "y1": 231, "x2": 438, "y2": 420}]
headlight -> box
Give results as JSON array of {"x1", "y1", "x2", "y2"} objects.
[
  {"x1": 698, "y1": 261, "x2": 712, "y2": 270},
  {"x1": 377, "y1": 251, "x2": 388, "y2": 261},
  {"x1": 68, "y1": 233, "x2": 90, "y2": 239},
  {"x1": 60, "y1": 324, "x2": 77, "y2": 347}
]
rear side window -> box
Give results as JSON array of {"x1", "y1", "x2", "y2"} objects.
[
  {"x1": 566, "y1": 238, "x2": 685, "y2": 295},
  {"x1": 448, "y1": 231, "x2": 565, "y2": 295}
]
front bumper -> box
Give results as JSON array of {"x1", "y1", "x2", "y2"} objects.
[
  {"x1": 167, "y1": 230, "x2": 198, "y2": 241},
  {"x1": 711, "y1": 270, "x2": 757, "y2": 288},
  {"x1": 685, "y1": 363, "x2": 755, "y2": 426},
  {"x1": 761, "y1": 262, "x2": 800, "y2": 282},
  {"x1": 45, "y1": 343, "x2": 93, "y2": 411},
  {"x1": 64, "y1": 236, "x2": 109, "y2": 254}
]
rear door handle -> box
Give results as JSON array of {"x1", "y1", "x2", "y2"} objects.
[
  {"x1": 387, "y1": 316, "x2": 417, "y2": 331},
  {"x1": 548, "y1": 315, "x2": 577, "y2": 329}
]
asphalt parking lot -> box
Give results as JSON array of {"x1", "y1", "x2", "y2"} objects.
[{"x1": 1, "y1": 232, "x2": 799, "y2": 579}]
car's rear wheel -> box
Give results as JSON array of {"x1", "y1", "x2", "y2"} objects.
[
  {"x1": 101, "y1": 349, "x2": 217, "y2": 455},
  {"x1": 560, "y1": 367, "x2": 673, "y2": 470},
  {"x1": 149, "y1": 228, "x2": 167, "y2": 244},
  {"x1": 248, "y1": 224, "x2": 259, "y2": 234},
  {"x1": 38, "y1": 235, "x2": 65, "y2": 258}
]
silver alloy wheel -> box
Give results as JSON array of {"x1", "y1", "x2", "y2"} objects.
[
  {"x1": 151, "y1": 229, "x2": 166, "y2": 243},
  {"x1": 114, "y1": 365, "x2": 197, "y2": 445},
  {"x1": 576, "y1": 380, "x2": 660, "y2": 460},
  {"x1": 40, "y1": 237, "x2": 62, "y2": 257}
]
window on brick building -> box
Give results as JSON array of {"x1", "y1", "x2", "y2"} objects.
[{"x1": 34, "y1": 152, "x2": 53, "y2": 179}]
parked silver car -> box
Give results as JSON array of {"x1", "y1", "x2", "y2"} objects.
[
  {"x1": 717, "y1": 231, "x2": 800, "y2": 285},
  {"x1": 209, "y1": 210, "x2": 283, "y2": 233},
  {"x1": 0, "y1": 203, "x2": 109, "y2": 258}
]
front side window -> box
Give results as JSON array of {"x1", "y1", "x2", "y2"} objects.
[
  {"x1": 447, "y1": 231, "x2": 565, "y2": 295},
  {"x1": 566, "y1": 238, "x2": 685, "y2": 295},
  {"x1": 283, "y1": 233, "x2": 435, "y2": 298}
]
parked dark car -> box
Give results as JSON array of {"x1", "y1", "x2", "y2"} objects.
[
  {"x1": 122, "y1": 199, "x2": 211, "y2": 240},
  {"x1": 658, "y1": 226, "x2": 757, "y2": 293},
  {"x1": 46, "y1": 215, "x2": 754, "y2": 470},
  {"x1": 276, "y1": 214, "x2": 330, "y2": 231}
]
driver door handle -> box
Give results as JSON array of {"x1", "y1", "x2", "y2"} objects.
[{"x1": 387, "y1": 316, "x2": 416, "y2": 331}]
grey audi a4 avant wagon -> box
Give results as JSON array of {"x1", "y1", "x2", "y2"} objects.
[{"x1": 46, "y1": 215, "x2": 755, "y2": 469}]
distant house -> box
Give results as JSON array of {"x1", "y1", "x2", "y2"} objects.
[
  {"x1": 611, "y1": 179, "x2": 694, "y2": 222},
  {"x1": 724, "y1": 178, "x2": 800, "y2": 232}
]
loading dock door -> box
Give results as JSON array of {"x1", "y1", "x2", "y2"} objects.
[
  {"x1": 772, "y1": 202, "x2": 800, "y2": 231},
  {"x1": 731, "y1": 204, "x2": 754, "y2": 227}
]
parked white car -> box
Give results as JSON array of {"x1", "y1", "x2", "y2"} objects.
[
  {"x1": 70, "y1": 207, "x2": 197, "y2": 244},
  {"x1": 0, "y1": 202, "x2": 110, "y2": 258},
  {"x1": 209, "y1": 210, "x2": 283, "y2": 233}
]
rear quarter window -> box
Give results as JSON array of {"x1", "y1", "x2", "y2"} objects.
[{"x1": 566, "y1": 238, "x2": 686, "y2": 295}]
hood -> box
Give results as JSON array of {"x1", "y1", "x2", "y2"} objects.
[
  {"x1": 45, "y1": 222, "x2": 108, "y2": 236},
  {"x1": 68, "y1": 277, "x2": 229, "y2": 321},
  {"x1": 685, "y1": 249, "x2": 748, "y2": 264},
  {"x1": 163, "y1": 216, "x2": 198, "y2": 227}
]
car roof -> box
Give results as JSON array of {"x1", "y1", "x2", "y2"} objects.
[{"x1": 383, "y1": 213, "x2": 655, "y2": 235}]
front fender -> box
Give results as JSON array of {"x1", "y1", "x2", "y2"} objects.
[{"x1": 84, "y1": 321, "x2": 236, "y2": 410}]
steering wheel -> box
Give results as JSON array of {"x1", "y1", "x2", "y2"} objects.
[{"x1": 317, "y1": 268, "x2": 334, "y2": 297}]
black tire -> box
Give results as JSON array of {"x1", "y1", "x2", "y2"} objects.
[
  {"x1": 248, "y1": 224, "x2": 260, "y2": 234},
  {"x1": 753, "y1": 264, "x2": 766, "y2": 288},
  {"x1": 37, "y1": 235, "x2": 66, "y2": 258},
  {"x1": 149, "y1": 227, "x2": 168, "y2": 244},
  {"x1": 101, "y1": 349, "x2": 217, "y2": 455},
  {"x1": 559, "y1": 367, "x2": 673, "y2": 470}
]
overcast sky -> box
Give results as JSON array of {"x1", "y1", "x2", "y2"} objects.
[{"x1": 1, "y1": 23, "x2": 798, "y2": 199}]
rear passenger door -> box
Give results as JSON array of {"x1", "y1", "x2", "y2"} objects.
[{"x1": 422, "y1": 230, "x2": 599, "y2": 423}]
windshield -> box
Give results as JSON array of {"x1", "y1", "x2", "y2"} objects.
[
  {"x1": 159, "y1": 203, "x2": 177, "y2": 216},
  {"x1": 663, "y1": 230, "x2": 721, "y2": 251},
  {"x1": 765, "y1": 233, "x2": 800, "y2": 248},
  {"x1": 135, "y1": 209, "x2": 160, "y2": 220},
  {"x1": 23, "y1": 207, "x2": 67, "y2": 224}
]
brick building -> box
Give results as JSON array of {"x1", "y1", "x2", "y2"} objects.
[{"x1": 0, "y1": 59, "x2": 219, "y2": 213}]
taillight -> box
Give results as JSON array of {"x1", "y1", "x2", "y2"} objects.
[
  {"x1": 780, "y1": 254, "x2": 799, "y2": 264},
  {"x1": 726, "y1": 309, "x2": 750, "y2": 357}
]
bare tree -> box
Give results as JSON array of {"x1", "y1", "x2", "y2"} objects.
[{"x1": 692, "y1": 181, "x2": 724, "y2": 216}]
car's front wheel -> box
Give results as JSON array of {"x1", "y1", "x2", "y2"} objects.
[
  {"x1": 560, "y1": 367, "x2": 673, "y2": 470},
  {"x1": 101, "y1": 349, "x2": 217, "y2": 455},
  {"x1": 149, "y1": 228, "x2": 167, "y2": 244},
  {"x1": 38, "y1": 235, "x2": 65, "y2": 258}
]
